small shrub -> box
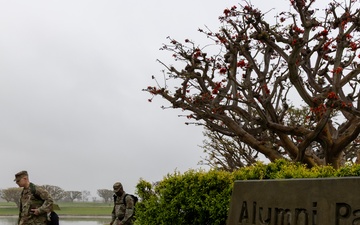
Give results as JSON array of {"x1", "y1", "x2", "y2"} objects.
[{"x1": 135, "y1": 160, "x2": 360, "y2": 225}]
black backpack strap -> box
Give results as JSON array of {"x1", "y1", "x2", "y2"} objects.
[
  {"x1": 122, "y1": 194, "x2": 129, "y2": 207},
  {"x1": 30, "y1": 183, "x2": 42, "y2": 200},
  {"x1": 19, "y1": 188, "x2": 24, "y2": 213},
  {"x1": 113, "y1": 194, "x2": 117, "y2": 202}
]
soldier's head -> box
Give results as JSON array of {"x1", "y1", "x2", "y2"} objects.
[
  {"x1": 113, "y1": 182, "x2": 124, "y2": 195},
  {"x1": 14, "y1": 170, "x2": 30, "y2": 188}
]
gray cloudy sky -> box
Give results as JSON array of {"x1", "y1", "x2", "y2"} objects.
[{"x1": 0, "y1": 0, "x2": 279, "y2": 196}]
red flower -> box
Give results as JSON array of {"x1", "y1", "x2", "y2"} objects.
[
  {"x1": 193, "y1": 50, "x2": 201, "y2": 58},
  {"x1": 292, "y1": 26, "x2": 304, "y2": 34},
  {"x1": 244, "y1": 6, "x2": 252, "y2": 11},
  {"x1": 323, "y1": 40, "x2": 333, "y2": 51},
  {"x1": 219, "y1": 67, "x2": 227, "y2": 74},
  {"x1": 223, "y1": 9, "x2": 231, "y2": 16},
  {"x1": 237, "y1": 60, "x2": 246, "y2": 68},
  {"x1": 320, "y1": 29, "x2": 328, "y2": 36},
  {"x1": 310, "y1": 104, "x2": 327, "y2": 115},
  {"x1": 333, "y1": 67, "x2": 343, "y2": 74},
  {"x1": 212, "y1": 82, "x2": 222, "y2": 94},
  {"x1": 327, "y1": 92, "x2": 338, "y2": 100},
  {"x1": 216, "y1": 34, "x2": 227, "y2": 44},
  {"x1": 349, "y1": 42, "x2": 357, "y2": 51}
]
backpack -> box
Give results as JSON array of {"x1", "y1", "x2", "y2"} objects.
[
  {"x1": 123, "y1": 194, "x2": 138, "y2": 207},
  {"x1": 114, "y1": 193, "x2": 138, "y2": 218},
  {"x1": 29, "y1": 183, "x2": 60, "y2": 225}
]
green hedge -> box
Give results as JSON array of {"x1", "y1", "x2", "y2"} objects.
[{"x1": 135, "y1": 160, "x2": 360, "y2": 225}]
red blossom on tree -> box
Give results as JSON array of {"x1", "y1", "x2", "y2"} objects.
[
  {"x1": 219, "y1": 67, "x2": 227, "y2": 74},
  {"x1": 224, "y1": 9, "x2": 231, "y2": 16},
  {"x1": 146, "y1": 0, "x2": 360, "y2": 169},
  {"x1": 350, "y1": 42, "x2": 358, "y2": 51},
  {"x1": 333, "y1": 67, "x2": 343, "y2": 75},
  {"x1": 327, "y1": 92, "x2": 338, "y2": 100},
  {"x1": 292, "y1": 26, "x2": 304, "y2": 34},
  {"x1": 319, "y1": 29, "x2": 328, "y2": 36},
  {"x1": 237, "y1": 59, "x2": 246, "y2": 68},
  {"x1": 193, "y1": 49, "x2": 201, "y2": 58}
]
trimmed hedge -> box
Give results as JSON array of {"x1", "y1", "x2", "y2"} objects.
[{"x1": 135, "y1": 160, "x2": 360, "y2": 225}]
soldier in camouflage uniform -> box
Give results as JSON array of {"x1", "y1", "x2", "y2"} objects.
[
  {"x1": 14, "y1": 171, "x2": 54, "y2": 225},
  {"x1": 110, "y1": 182, "x2": 135, "y2": 225}
]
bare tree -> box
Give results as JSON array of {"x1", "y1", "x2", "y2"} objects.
[
  {"x1": 200, "y1": 106, "x2": 360, "y2": 170},
  {"x1": 199, "y1": 128, "x2": 259, "y2": 171},
  {"x1": 146, "y1": 0, "x2": 360, "y2": 168},
  {"x1": 81, "y1": 190, "x2": 91, "y2": 202},
  {"x1": 0, "y1": 187, "x2": 22, "y2": 207},
  {"x1": 97, "y1": 189, "x2": 113, "y2": 203},
  {"x1": 63, "y1": 191, "x2": 82, "y2": 202},
  {"x1": 40, "y1": 185, "x2": 65, "y2": 201}
]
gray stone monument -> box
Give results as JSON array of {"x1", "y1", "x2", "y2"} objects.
[{"x1": 227, "y1": 177, "x2": 360, "y2": 225}]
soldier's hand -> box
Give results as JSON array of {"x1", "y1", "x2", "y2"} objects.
[{"x1": 31, "y1": 208, "x2": 40, "y2": 215}]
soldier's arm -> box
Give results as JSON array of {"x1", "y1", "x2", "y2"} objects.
[
  {"x1": 36, "y1": 188, "x2": 54, "y2": 214},
  {"x1": 111, "y1": 205, "x2": 116, "y2": 224},
  {"x1": 121, "y1": 195, "x2": 134, "y2": 224}
]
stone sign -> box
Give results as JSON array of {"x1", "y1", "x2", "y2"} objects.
[{"x1": 227, "y1": 177, "x2": 360, "y2": 225}]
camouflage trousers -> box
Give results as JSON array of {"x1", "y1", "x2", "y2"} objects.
[
  {"x1": 113, "y1": 218, "x2": 134, "y2": 225},
  {"x1": 19, "y1": 215, "x2": 48, "y2": 225}
]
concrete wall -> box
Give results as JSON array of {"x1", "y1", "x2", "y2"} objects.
[{"x1": 227, "y1": 177, "x2": 360, "y2": 225}]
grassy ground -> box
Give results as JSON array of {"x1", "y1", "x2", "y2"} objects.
[{"x1": 0, "y1": 201, "x2": 113, "y2": 216}]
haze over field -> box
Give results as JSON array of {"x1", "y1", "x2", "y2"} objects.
[{"x1": 0, "y1": 0, "x2": 291, "y2": 196}]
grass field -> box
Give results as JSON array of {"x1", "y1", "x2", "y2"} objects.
[{"x1": 0, "y1": 201, "x2": 113, "y2": 216}]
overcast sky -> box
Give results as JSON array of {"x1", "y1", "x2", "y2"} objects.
[{"x1": 0, "y1": 0, "x2": 286, "y2": 197}]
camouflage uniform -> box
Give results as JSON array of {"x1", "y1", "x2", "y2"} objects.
[
  {"x1": 111, "y1": 193, "x2": 135, "y2": 225},
  {"x1": 18, "y1": 183, "x2": 54, "y2": 225}
]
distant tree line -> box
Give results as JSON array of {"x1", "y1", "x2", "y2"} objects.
[{"x1": 0, "y1": 185, "x2": 114, "y2": 207}]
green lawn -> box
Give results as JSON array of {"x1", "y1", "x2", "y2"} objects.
[{"x1": 0, "y1": 201, "x2": 112, "y2": 216}]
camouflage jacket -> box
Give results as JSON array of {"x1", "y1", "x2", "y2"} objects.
[
  {"x1": 18, "y1": 183, "x2": 54, "y2": 225},
  {"x1": 111, "y1": 193, "x2": 134, "y2": 225}
]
